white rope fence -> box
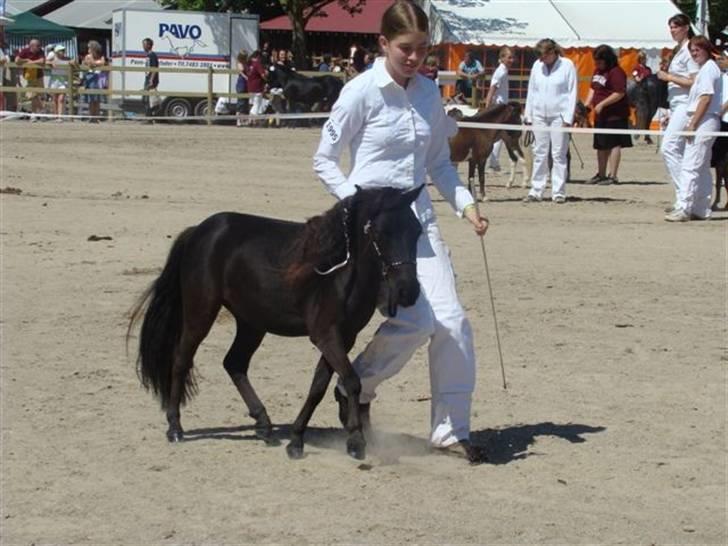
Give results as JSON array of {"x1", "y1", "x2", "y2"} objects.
[{"x1": 1, "y1": 109, "x2": 727, "y2": 138}]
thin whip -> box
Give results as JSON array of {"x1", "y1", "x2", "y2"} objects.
[{"x1": 473, "y1": 200, "x2": 507, "y2": 390}]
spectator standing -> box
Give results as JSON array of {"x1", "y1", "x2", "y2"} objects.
[
  {"x1": 657, "y1": 13, "x2": 698, "y2": 214},
  {"x1": 710, "y1": 56, "x2": 728, "y2": 206},
  {"x1": 0, "y1": 37, "x2": 11, "y2": 112},
  {"x1": 318, "y1": 54, "x2": 331, "y2": 72},
  {"x1": 142, "y1": 38, "x2": 159, "y2": 119},
  {"x1": 456, "y1": 50, "x2": 484, "y2": 101},
  {"x1": 260, "y1": 41, "x2": 271, "y2": 66},
  {"x1": 485, "y1": 46, "x2": 514, "y2": 171},
  {"x1": 632, "y1": 50, "x2": 653, "y2": 83},
  {"x1": 584, "y1": 44, "x2": 632, "y2": 184},
  {"x1": 47, "y1": 45, "x2": 74, "y2": 121},
  {"x1": 82, "y1": 40, "x2": 106, "y2": 122},
  {"x1": 418, "y1": 54, "x2": 439, "y2": 83},
  {"x1": 235, "y1": 50, "x2": 249, "y2": 126},
  {"x1": 247, "y1": 50, "x2": 267, "y2": 124},
  {"x1": 523, "y1": 38, "x2": 577, "y2": 203},
  {"x1": 15, "y1": 38, "x2": 45, "y2": 121},
  {"x1": 665, "y1": 36, "x2": 723, "y2": 222}
]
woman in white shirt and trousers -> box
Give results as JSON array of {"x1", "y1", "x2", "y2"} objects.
[
  {"x1": 664, "y1": 35, "x2": 723, "y2": 222},
  {"x1": 657, "y1": 14, "x2": 699, "y2": 214},
  {"x1": 485, "y1": 46, "x2": 515, "y2": 172},
  {"x1": 313, "y1": 0, "x2": 489, "y2": 462},
  {"x1": 523, "y1": 39, "x2": 578, "y2": 203}
]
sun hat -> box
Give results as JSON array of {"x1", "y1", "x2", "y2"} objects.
[{"x1": 54, "y1": 44, "x2": 66, "y2": 52}]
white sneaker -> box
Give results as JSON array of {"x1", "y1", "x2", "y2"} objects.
[{"x1": 664, "y1": 209, "x2": 690, "y2": 222}]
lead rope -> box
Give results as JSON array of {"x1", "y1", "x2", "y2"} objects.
[{"x1": 314, "y1": 207, "x2": 351, "y2": 275}]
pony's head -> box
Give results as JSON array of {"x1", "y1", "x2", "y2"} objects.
[{"x1": 352, "y1": 185, "x2": 424, "y2": 317}]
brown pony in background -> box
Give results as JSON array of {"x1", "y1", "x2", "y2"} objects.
[{"x1": 448, "y1": 102, "x2": 524, "y2": 200}]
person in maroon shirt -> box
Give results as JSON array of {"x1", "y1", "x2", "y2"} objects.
[
  {"x1": 584, "y1": 44, "x2": 633, "y2": 184},
  {"x1": 15, "y1": 39, "x2": 45, "y2": 120},
  {"x1": 632, "y1": 50, "x2": 652, "y2": 83},
  {"x1": 246, "y1": 50, "x2": 267, "y2": 125}
]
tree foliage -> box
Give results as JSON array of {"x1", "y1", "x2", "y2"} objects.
[{"x1": 159, "y1": 0, "x2": 281, "y2": 19}]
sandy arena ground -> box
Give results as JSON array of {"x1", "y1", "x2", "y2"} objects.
[{"x1": 1, "y1": 121, "x2": 726, "y2": 545}]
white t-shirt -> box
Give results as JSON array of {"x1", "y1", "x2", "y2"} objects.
[
  {"x1": 490, "y1": 62, "x2": 509, "y2": 105},
  {"x1": 721, "y1": 72, "x2": 728, "y2": 124},
  {"x1": 686, "y1": 59, "x2": 722, "y2": 117},
  {"x1": 668, "y1": 41, "x2": 700, "y2": 107}
]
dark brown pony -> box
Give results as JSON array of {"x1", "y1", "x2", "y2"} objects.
[
  {"x1": 128, "y1": 185, "x2": 424, "y2": 460},
  {"x1": 448, "y1": 102, "x2": 524, "y2": 200}
]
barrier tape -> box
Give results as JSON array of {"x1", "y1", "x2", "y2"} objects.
[
  {"x1": 2, "y1": 108, "x2": 727, "y2": 137},
  {"x1": 0, "y1": 110, "x2": 331, "y2": 123}
]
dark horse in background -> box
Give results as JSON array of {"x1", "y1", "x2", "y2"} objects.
[
  {"x1": 448, "y1": 102, "x2": 524, "y2": 200},
  {"x1": 128, "y1": 186, "x2": 424, "y2": 460},
  {"x1": 268, "y1": 63, "x2": 344, "y2": 115},
  {"x1": 627, "y1": 74, "x2": 668, "y2": 145}
]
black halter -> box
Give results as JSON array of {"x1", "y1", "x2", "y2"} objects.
[{"x1": 313, "y1": 208, "x2": 415, "y2": 278}]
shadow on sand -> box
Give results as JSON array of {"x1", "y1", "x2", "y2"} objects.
[{"x1": 183, "y1": 421, "x2": 606, "y2": 465}]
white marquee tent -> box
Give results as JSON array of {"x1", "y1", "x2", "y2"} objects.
[{"x1": 422, "y1": 0, "x2": 679, "y2": 51}]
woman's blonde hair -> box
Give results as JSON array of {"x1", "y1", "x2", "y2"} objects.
[
  {"x1": 637, "y1": 50, "x2": 647, "y2": 64},
  {"x1": 87, "y1": 40, "x2": 102, "y2": 57},
  {"x1": 380, "y1": 0, "x2": 429, "y2": 41}
]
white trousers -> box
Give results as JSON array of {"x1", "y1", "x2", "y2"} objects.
[
  {"x1": 660, "y1": 103, "x2": 690, "y2": 205},
  {"x1": 341, "y1": 220, "x2": 476, "y2": 447},
  {"x1": 249, "y1": 93, "x2": 266, "y2": 116},
  {"x1": 676, "y1": 116, "x2": 719, "y2": 219},
  {"x1": 529, "y1": 115, "x2": 569, "y2": 199},
  {"x1": 489, "y1": 139, "x2": 503, "y2": 168}
]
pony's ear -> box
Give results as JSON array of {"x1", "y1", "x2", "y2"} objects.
[
  {"x1": 354, "y1": 184, "x2": 363, "y2": 193},
  {"x1": 401, "y1": 184, "x2": 425, "y2": 205}
]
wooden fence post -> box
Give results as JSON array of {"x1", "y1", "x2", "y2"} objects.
[
  {"x1": 206, "y1": 66, "x2": 213, "y2": 126},
  {"x1": 106, "y1": 67, "x2": 113, "y2": 121},
  {"x1": 67, "y1": 63, "x2": 76, "y2": 116}
]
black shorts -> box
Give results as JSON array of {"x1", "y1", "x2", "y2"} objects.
[
  {"x1": 593, "y1": 118, "x2": 633, "y2": 150},
  {"x1": 711, "y1": 121, "x2": 728, "y2": 167}
]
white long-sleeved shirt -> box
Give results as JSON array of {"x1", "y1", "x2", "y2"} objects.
[
  {"x1": 313, "y1": 58, "x2": 474, "y2": 225},
  {"x1": 490, "y1": 62, "x2": 509, "y2": 105},
  {"x1": 667, "y1": 41, "x2": 699, "y2": 108},
  {"x1": 524, "y1": 56, "x2": 578, "y2": 124}
]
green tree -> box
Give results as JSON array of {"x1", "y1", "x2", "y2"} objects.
[
  {"x1": 278, "y1": 0, "x2": 365, "y2": 68},
  {"x1": 159, "y1": 0, "x2": 282, "y2": 19}
]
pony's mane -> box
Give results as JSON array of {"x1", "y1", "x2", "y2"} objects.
[
  {"x1": 285, "y1": 194, "x2": 357, "y2": 289},
  {"x1": 465, "y1": 103, "x2": 511, "y2": 122}
]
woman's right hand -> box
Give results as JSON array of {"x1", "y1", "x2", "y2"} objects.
[{"x1": 656, "y1": 70, "x2": 670, "y2": 82}]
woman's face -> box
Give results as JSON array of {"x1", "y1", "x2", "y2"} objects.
[
  {"x1": 689, "y1": 44, "x2": 709, "y2": 65},
  {"x1": 379, "y1": 31, "x2": 429, "y2": 85},
  {"x1": 669, "y1": 22, "x2": 689, "y2": 43},
  {"x1": 540, "y1": 50, "x2": 557, "y2": 66},
  {"x1": 502, "y1": 51, "x2": 515, "y2": 68},
  {"x1": 595, "y1": 58, "x2": 607, "y2": 71}
]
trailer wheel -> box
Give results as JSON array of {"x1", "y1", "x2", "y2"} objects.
[
  {"x1": 164, "y1": 98, "x2": 193, "y2": 120},
  {"x1": 193, "y1": 100, "x2": 211, "y2": 121}
]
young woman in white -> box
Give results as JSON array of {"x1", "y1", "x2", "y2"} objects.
[
  {"x1": 523, "y1": 38, "x2": 577, "y2": 203},
  {"x1": 657, "y1": 13, "x2": 699, "y2": 213},
  {"x1": 313, "y1": 0, "x2": 488, "y2": 461},
  {"x1": 665, "y1": 36, "x2": 723, "y2": 222},
  {"x1": 485, "y1": 46, "x2": 514, "y2": 171}
]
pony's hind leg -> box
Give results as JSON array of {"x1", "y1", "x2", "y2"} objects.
[
  {"x1": 223, "y1": 320, "x2": 276, "y2": 445},
  {"x1": 286, "y1": 356, "x2": 334, "y2": 459},
  {"x1": 166, "y1": 315, "x2": 216, "y2": 442}
]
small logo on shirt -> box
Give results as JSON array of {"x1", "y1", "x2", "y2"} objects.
[{"x1": 324, "y1": 119, "x2": 340, "y2": 144}]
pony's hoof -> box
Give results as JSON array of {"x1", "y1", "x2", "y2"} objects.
[
  {"x1": 286, "y1": 442, "x2": 305, "y2": 460},
  {"x1": 166, "y1": 429, "x2": 184, "y2": 443},
  {"x1": 256, "y1": 426, "x2": 280, "y2": 446},
  {"x1": 347, "y1": 438, "x2": 366, "y2": 460}
]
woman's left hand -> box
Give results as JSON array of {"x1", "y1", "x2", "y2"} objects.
[{"x1": 464, "y1": 205, "x2": 489, "y2": 237}]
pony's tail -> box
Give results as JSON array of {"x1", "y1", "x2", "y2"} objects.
[{"x1": 127, "y1": 227, "x2": 197, "y2": 409}]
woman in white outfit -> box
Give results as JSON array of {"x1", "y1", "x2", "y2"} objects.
[
  {"x1": 664, "y1": 36, "x2": 723, "y2": 222},
  {"x1": 313, "y1": 0, "x2": 489, "y2": 462},
  {"x1": 485, "y1": 46, "x2": 514, "y2": 172},
  {"x1": 657, "y1": 14, "x2": 699, "y2": 213},
  {"x1": 523, "y1": 39, "x2": 577, "y2": 203}
]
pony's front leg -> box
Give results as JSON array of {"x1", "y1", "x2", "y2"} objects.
[
  {"x1": 467, "y1": 159, "x2": 476, "y2": 197},
  {"x1": 478, "y1": 160, "x2": 486, "y2": 200},
  {"x1": 286, "y1": 357, "x2": 334, "y2": 460}
]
